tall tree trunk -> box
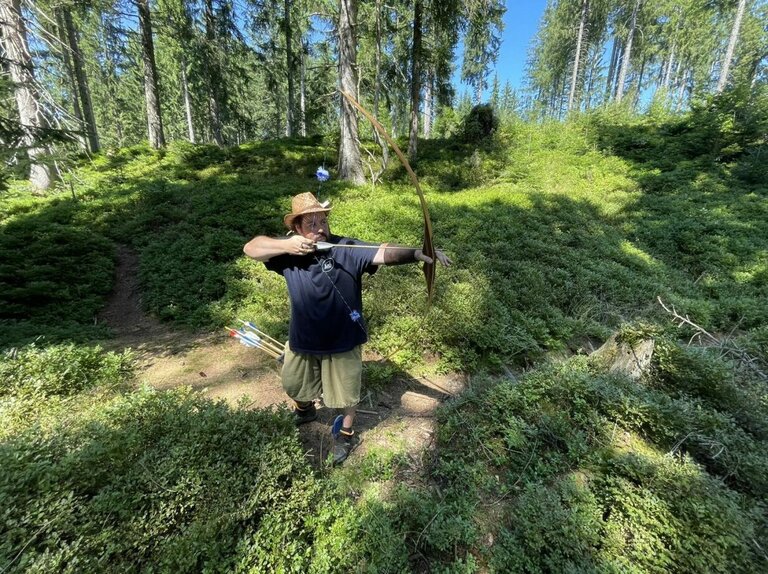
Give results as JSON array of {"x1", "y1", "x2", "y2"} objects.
[
  {"x1": 54, "y1": 8, "x2": 86, "y2": 150},
  {"x1": 423, "y1": 68, "x2": 432, "y2": 138},
  {"x1": 204, "y1": 0, "x2": 224, "y2": 145},
  {"x1": 338, "y1": 0, "x2": 363, "y2": 183},
  {"x1": 584, "y1": 46, "x2": 599, "y2": 109},
  {"x1": 372, "y1": 0, "x2": 388, "y2": 166},
  {"x1": 568, "y1": 0, "x2": 589, "y2": 112},
  {"x1": 676, "y1": 68, "x2": 688, "y2": 111},
  {"x1": 633, "y1": 55, "x2": 646, "y2": 108},
  {"x1": 137, "y1": 0, "x2": 165, "y2": 148},
  {"x1": 180, "y1": 57, "x2": 195, "y2": 143},
  {"x1": 605, "y1": 37, "x2": 620, "y2": 102},
  {"x1": 300, "y1": 39, "x2": 307, "y2": 137},
  {"x1": 716, "y1": 0, "x2": 747, "y2": 93},
  {"x1": 62, "y1": 8, "x2": 99, "y2": 153},
  {"x1": 662, "y1": 43, "x2": 675, "y2": 89},
  {"x1": 407, "y1": 0, "x2": 422, "y2": 161},
  {"x1": 0, "y1": 0, "x2": 53, "y2": 189},
  {"x1": 284, "y1": 0, "x2": 294, "y2": 136},
  {"x1": 615, "y1": 0, "x2": 640, "y2": 102}
]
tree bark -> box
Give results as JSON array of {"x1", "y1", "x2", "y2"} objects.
[
  {"x1": 137, "y1": 0, "x2": 165, "y2": 148},
  {"x1": 407, "y1": 0, "x2": 422, "y2": 161},
  {"x1": 338, "y1": 0, "x2": 363, "y2": 183},
  {"x1": 62, "y1": 8, "x2": 99, "y2": 153},
  {"x1": 716, "y1": 0, "x2": 747, "y2": 93},
  {"x1": 568, "y1": 0, "x2": 589, "y2": 112},
  {"x1": 615, "y1": 0, "x2": 640, "y2": 103},
  {"x1": 284, "y1": 0, "x2": 294, "y2": 136},
  {"x1": 0, "y1": 0, "x2": 53, "y2": 189}
]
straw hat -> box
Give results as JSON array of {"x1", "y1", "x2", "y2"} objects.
[{"x1": 283, "y1": 192, "x2": 332, "y2": 229}]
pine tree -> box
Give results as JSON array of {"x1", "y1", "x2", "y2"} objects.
[{"x1": 461, "y1": 0, "x2": 505, "y2": 104}]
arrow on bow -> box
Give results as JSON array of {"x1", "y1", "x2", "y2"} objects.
[{"x1": 339, "y1": 89, "x2": 437, "y2": 305}]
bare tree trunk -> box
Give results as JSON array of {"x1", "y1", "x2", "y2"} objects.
[
  {"x1": 676, "y1": 67, "x2": 688, "y2": 111},
  {"x1": 284, "y1": 0, "x2": 294, "y2": 136},
  {"x1": 605, "y1": 37, "x2": 620, "y2": 102},
  {"x1": 180, "y1": 57, "x2": 195, "y2": 143},
  {"x1": 633, "y1": 55, "x2": 646, "y2": 108},
  {"x1": 568, "y1": 0, "x2": 589, "y2": 112},
  {"x1": 338, "y1": 0, "x2": 363, "y2": 183},
  {"x1": 372, "y1": 0, "x2": 388, "y2": 164},
  {"x1": 300, "y1": 39, "x2": 307, "y2": 137},
  {"x1": 584, "y1": 45, "x2": 599, "y2": 109},
  {"x1": 204, "y1": 0, "x2": 224, "y2": 145},
  {"x1": 716, "y1": 0, "x2": 747, "y2": 93},
  {"x1": 407, "y1": 0, "x2": 421, "y2": 161},
  {"x1": 137, "y1": 0, "x2": 165, "y2": 148},
  {"x1": 615, "y1": 0, "x2": 640, "y2": 102},
  {"x1": 423, "y1": 67, "x2": 432, "y2": 138},
  {"x1": 0, "y1": 0, "x2": 53, "y2": 189},
  {"x1": 662, "y1": 43, "x2": 675, "y2": 89},
  {"x1": 62, "y1": 8, "x2": 98, "y2": 152},
  {"x1": 54, "y1": 8, "x2": 86, "y2": 150}
]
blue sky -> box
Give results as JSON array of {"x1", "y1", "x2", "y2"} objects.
[{"x1": 454, "y1": 0, "x2": 548, "y2": 99}]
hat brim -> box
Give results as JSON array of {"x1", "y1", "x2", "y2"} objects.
[{"x1": 284, "y1": 206, "x2": 332, "y2": 229}]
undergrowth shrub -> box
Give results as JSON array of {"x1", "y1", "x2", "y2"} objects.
[
  {"x1": 0, "y1": 219, "x2": 114, "y2": 347},
  {"x1": 0, "y1": 386, "x2": 324, "y2": 573},
  {"x1": 0, "y1": 343, "x2": 132, "y2": 400},
  {"x1": 423, "y1": 357, "x2": 767, "y2": 571}
]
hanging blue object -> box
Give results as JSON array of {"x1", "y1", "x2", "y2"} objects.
[
  {"x1": 331, "y1": 414, "x2": 344, "y2": 437},
  {"x1": 316, "y1": 166, "x2": 330, "y2": 182},
  {"x1": 349, "y1": 310, "x2": 361, "y2": 322}
]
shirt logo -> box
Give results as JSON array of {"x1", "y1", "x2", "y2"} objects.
[{"x1": 321, "y1": 257, "x2": 335, "y2": 273}]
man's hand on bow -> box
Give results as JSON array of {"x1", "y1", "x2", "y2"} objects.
[
  {"x1": 415, "y1": 249, "x2": 452, "y2": 267},
  {"x1": 287, "y1": 234, "x2": 316, "y2": 256}
]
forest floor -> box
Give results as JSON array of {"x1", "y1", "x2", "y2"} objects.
[{"x1": 98, "y1": 246, "x2": 466, "y2": 470}]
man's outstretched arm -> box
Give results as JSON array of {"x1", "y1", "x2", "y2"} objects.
[
  {"x1": 244, "y1": 235, "x2": 316, "y2": 261},
  {"x1": 372, "y1": 244, "x2": 452, "y2": 267}
]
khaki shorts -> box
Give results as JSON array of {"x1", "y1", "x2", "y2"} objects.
[{"x1": 281, "y1": 342, "x2": 362, "y2": 408}]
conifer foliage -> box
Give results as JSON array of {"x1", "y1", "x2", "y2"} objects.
[{"x1": 526, "y1": 0, "x2": 768, "y2": 117}]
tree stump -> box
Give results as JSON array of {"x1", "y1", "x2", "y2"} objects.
[{"x1": 591, "y1": 333, "x2": 655, "y2": 381}]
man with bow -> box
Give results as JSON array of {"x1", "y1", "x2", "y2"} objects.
[{"x1": 244, "y1": 192, "x2": 451, "y2": 465}]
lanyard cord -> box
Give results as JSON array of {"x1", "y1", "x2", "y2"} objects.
[{"x1": 313, "y1": 254, "x2": 368, "y2": 338}]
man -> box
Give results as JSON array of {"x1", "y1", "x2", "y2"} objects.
[{"x1": 243, "y1": 192, "x2": 451, "y2": 465}]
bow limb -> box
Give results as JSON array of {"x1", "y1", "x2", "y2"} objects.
[{"x1": 339, "y1": 89, "x2": 436, "y2": 305}]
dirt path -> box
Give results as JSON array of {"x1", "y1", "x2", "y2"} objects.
[{"x1": 99, "y1": 246, "x2": 465, "y2": 469}]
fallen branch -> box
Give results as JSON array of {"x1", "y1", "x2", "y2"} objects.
[{"x1": 657, "y1": 297, "x2": 767, "y2": 381}]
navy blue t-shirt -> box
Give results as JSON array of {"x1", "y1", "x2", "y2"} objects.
[{"x1": 264, "y1": 235, "x2": 379, "y2": 354}]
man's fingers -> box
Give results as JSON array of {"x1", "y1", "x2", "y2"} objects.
[
  {"x1": 416, "y1": 250, "x2": 452, "y2": 266},
  {"x1": 435, "y1": 250, "x2": 452, "y2": 267}
]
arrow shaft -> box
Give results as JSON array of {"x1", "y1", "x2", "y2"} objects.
[
  {"x1": 315, "y1": 242, "x2": 417, "y2": 251},
  {"x1": 240, "y1": 321, "x2": 285, "y2": 351}
]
